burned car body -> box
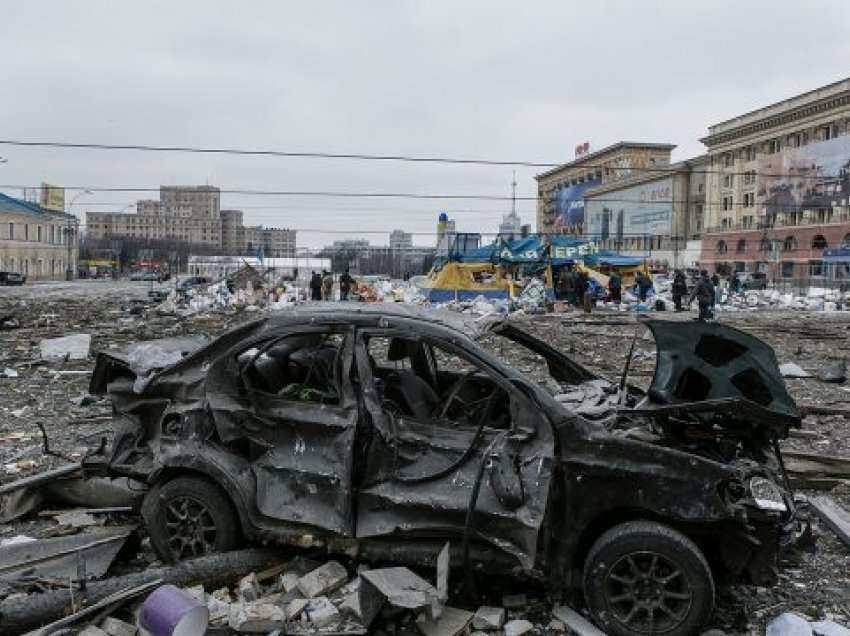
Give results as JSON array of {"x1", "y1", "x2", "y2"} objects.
[{"x1": 90, "y1": 305, "x2": 800, "y2": 636}]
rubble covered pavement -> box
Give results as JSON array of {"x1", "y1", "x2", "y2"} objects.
[{"x1": 3, "y1": 281, "x2": 850, "y2": 635}]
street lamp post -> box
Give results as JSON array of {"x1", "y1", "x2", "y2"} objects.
[{"x1": 65, "y1": 189, "x2": 92, "y2": 281}]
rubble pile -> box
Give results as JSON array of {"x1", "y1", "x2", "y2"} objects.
[{"x1": 5, "y1": 281, "x2": 850, "y2": 634}]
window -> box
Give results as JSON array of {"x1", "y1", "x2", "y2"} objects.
[
  {"x1": 722, "y1": 196, "x2": 734, "y2": 211},
  {"x1": 8, "y1": 222, "x2": 13, "y2": 240},
  {"x1": 736, "y1": 239, "x2": 747, "y2": 253},
  {"x1": 723, "y1": 174, "x2": 733, "y2": 188},
  {"x1": 809, "y1": 260, "x2": 824, "y2": 277},
  {"x1": 238, "y1": 332, "x2": 345, "y2": 405},
  {"x1": 723, "y1": 153, "x2": 733, "y2": 167},
  {"x1": 24, "y1": 225, "x2": 29, "y2": 241},
  {"x1": 783, "y1": 236, "x2": 798, "y2": 251},
  {"x1": 843, "y1": 233, "x2": 850, "y2": 248},
  {"x1": 812, "y1": 235, "x2": 828, "y2": 250},
  {"x1": 716, "y1": 240, "x2": 728, "y2": 255},
  {"x1": 760, "y1": 238, "x2": 772, "y2": 252},
  {"x1": 781, "y1": 262, "x2": 795, "y2": 278}
]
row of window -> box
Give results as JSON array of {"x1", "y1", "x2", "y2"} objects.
[
  {"x1": 716, "y1": 233, "x2": 836, "y2": 254},
  {"x1": 0, "y1": 256, "x2": 65, "y2": 276},
  {"x1": 719, "y1": 121, "x2": 848, "y2": 167},
  {"x1": 4, "y1": 222, "x2": 69, "y2": 244}
]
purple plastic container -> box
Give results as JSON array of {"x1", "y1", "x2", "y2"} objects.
[{"x1": 139, "y1": 584, "x2": 209, "y2": 636}]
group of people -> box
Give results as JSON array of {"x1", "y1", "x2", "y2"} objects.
[
  {"x1": 556, "y1": 268, "x2": 591, "y2": 307},
  {"x1": 309, "y1": 268, "x2": 356, "y2": 301},
  {"x1": 669, "y1": 269, "x2": 718, "y2": 321}
]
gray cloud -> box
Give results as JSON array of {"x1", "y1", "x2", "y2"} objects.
[{"x1": 1, "y1": 0, "x2": 848, "y2": 248}]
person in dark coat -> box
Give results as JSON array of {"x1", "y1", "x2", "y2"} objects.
[
  {"x1": 561, "y1": 268, "x2": 577, "y2": 306},
  {"x1": 309, "y1": 270, "x2": 322, "y2": 301},
  {"x1": 575, "y1": 270, "x2": 589, "y2": 307},
  {"x1": 688, "y1": 269, "x2": 715, "y2": 321},
  {"x1": 671, "y1": 269, "x2": 688, "y2": 311},
  {"x1": 339, "y1": 268, "x2": 355, "y2": 301},
  {"x1": 608, "y1": 272, "x2": 622, "y2": 304},
  {"x1": 636, "y1": 272, "x2": 653, "y2": 302}
]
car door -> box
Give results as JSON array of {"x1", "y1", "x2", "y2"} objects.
[
  {"x1": 352, "y1": 328, "x2": 555, "y2": 570},
  {"x1": 205, "y1": 325, "x2": 358, "y2": 536}
]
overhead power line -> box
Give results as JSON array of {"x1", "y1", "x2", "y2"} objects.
[
  {"x1": 0, "y1": 184, "x2": 837, "y2": 208},
  {"x1": 0, "y1": 138, "x2": 845, "y2": 179}
]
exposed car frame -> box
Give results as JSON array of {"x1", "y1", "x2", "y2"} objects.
[{"x1": 90, "y1": 305, "x2": 801, "y2": 635}]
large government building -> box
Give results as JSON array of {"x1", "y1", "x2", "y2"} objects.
[
  {"x1": 86, "y1": 185, "x2": 296, "y2": 257},
  {"x1": 699, "y1": 78, "x2": 850, "y2": 281}
]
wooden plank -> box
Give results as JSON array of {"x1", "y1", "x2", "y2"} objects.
[{"x1": 810, "y1": 496, "x2": 850, "y2": 549}]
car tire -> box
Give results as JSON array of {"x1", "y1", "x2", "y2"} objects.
[
  {"x1": 583, "y1": 521, "x2": 714, "y2": 636},
  {"x1": 142, "y1": 475, "x2": 240, "y2": 564}
]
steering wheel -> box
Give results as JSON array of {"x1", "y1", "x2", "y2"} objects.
[{"x1": 434, "y1": 368, "x2": 499, "y2": 421}]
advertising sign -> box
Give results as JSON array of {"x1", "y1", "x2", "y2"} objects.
[
  {"x1": 585, "y1": 177, "x2": 673, "y2": 240},
  {"x1": 756, "y1": 135, "x2": 850, "y2": 217},
  {"x1": 553, "y1": 179, "x2": 600, "y2": 234},
  {"x1": 40, "y1": 183, "x2": 65, "y2": 212}
]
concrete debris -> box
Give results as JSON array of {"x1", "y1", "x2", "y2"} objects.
[
  {"x1": 79, "y1": 627, "x2": 110, "y2": 636},
  {"x1": 286, "y1": 597, "x2": 310, "y2": 620},
  {"x1": 767, "y1": 612, "x2": 815, "y2": 636},
  {"x1": 296, "y1": 561, "x2": 349, "y2": 598},
  {"x1": 54, "y1": 509, "x2": 99, "y2": 527},
  {"x1": 818, "y1": 360, "x2": 847, "y2": 384},
  {"x1": 303, "y1": 595, "x2": 340, "y2": 627},
  {"x1": 99, "y1": 616, "x2": 137, "y2": 636},
  {"x1": 280, "y1": 571, "x2": 300, "y2": 593},
  {"x1": 39, "y1": 333, "x2": 91, "y2": 361},
  {"x1": 552, "y1": 605, "x2": 606, "y2": 636},
  {"x1": 503, "y1": 619, "x2": 535, "y2": 636},
  {"x1": 813, "y1": 620, "x2": 850, "y2": 636},
  {"x1": 472, "y1": 606, "x2": 506, "y2": 630},
  {"x1": 360, "y1": 566, "x2": 441, "y2": 625},
  {"x1": 416, "y1": 606, "x2": 473, "y2": 636},
  {"x1": 781, "y1": 362, "x2": 812, "y2": 378},
  {"x1": 229, "y1": 600, "x2": 286, "y2": 632},
  {"x1": 238, "y1": 571, "x2": 261, "y2": 601}
]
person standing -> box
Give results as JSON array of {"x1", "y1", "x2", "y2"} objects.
[
  {"x1": 636, "y1": 271, "x2": 653, "y2": 302},
  {"x1": 562, "y1": 268, "x2": 577, "y2": 307},
  {"x1": 321, "y1": 270, "x2": 333, "y2": 301},
  {"x1": 339, "y1": 268, "x2": 355, "y2": 301},
  {"x1": 608, "y1": 272, "x2": 622, "y2": 305},
  {"x1": 671, "y1": 269, "x2": 688, "y2": 311},
  {"x1": 710, "y1": 272, "x2": 721, "y2": 309},
  {"x1": 688, "y1": 269, "x2": 715, "y2": 321},
  {"x1": 309, "y1": 270, "x2": 322, "y2": 301}
]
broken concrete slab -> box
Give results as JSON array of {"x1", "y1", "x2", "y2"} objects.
[
  {"x1": 238, "y1": 572, "x2": 261, "y2": 601},
  {"x1": 304, "y1": 595, "x2": 340, "y2": 627},
  {"x1": 767, "y1": 613, "x2": 814, "y2": 636},
  {"x1": 280, "y1": 571, "x2": 300, "y2": 593},
  {"x1": 416, "y1": 606, "x2": 473, "y2": 636},
  {"x1": 54, "y1": 509, "x2": 99, "y2": 528},
  {"x1": 296, "y1": 561, "x2": 348, "y2": 598},
  {"x1": 818, "y1": 360, "x2": 847, "y2": 384},
  {"x1": 813, "y1": 620, "x2": 850, "y2": 636},
  {"x1": 780, "y1": 362, "x2": 812, "y2": 378},
  {"x1": 40, "y1": 333, "x2": 91, "y2": 361},
  {"x1": 229, "y1": 600, "x2": 286, "y2": 633},
  {"x1": 552, "y1": 605, "x2": 605, "y2": 636},
  {"x1": 504, "y1": 618, "x2": 534, "y2": 636},
  {"x1": 286, "y1": 597, "x2": 310, "y2": 620},
  {"x1": 360, "y1": 566, "x2": 441, "y2": 626},
  {"x1": 100, "y1": 616, "x2": 137, "y2": 636},
  {"x1": 810, "y1": 496, "x2": 850, "y2": 549},
  {"x1": 472, "y1": 606, "x2": 505, "y2": 630}
]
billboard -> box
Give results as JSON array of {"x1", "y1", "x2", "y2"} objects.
[
  {"x1": 756, "y1": 135, "x2": 850, "y2": 217},
  {"x1": 553, "y1": 179, "x2": 600, "y2": 234},
  {"x1": 40, "y1": 183, "x2": 65, "y2": 212},
  {"x1": 585, "y1": 177, "x2": 673, "y2": 241}
]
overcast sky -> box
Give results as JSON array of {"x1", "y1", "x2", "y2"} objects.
[{"x1": 1, "y1": 1, "x2": 849, "y2": 249}]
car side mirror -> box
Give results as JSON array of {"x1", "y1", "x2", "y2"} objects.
[{"x1": 489, "y1": 435, "x2": 524, "y2": 510}]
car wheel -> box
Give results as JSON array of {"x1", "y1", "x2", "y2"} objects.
[
  {"x1": 583, "y1": 521, "x2": 714, "y2": 636},
  {"x1": 142, "y1": 476, "x2": 239, "y2": 564}
]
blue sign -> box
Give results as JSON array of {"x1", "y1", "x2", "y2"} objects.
[{"x1": 554, "y1": 179, "x2": 600, "y2": 231}]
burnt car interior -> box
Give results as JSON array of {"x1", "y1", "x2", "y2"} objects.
[{"x1": 365, "y1": 335, "x2": 511, "y2": 429}]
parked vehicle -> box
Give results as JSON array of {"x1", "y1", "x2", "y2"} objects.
[
  {"x1": 176, "y1": 276, "x2": 211, "y2": 291},
  {"x1": 0, "y1": 272, "x2": 26, "y2": 286},
  {"x1": 129, "y1": 269, "x2": 160, "y2": 281},
  {"x1": 90, "y1": 305, "x2": 801, "y2": 636},
  {"x1": 737, "y1": 271, "x2": 768, "y2": 290}
]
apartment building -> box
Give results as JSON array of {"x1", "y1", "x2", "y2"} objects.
[
  {"x1": 0, "y1": 192, "x2": 79, "y2": 280},
  {"x1": 699, "y1": 77, "x2": 850, "y2": 280},
  {"x1": 86, "y1": 186, "x2": 296, "y2": 257}
]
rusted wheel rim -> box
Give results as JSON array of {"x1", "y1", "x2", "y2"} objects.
[
  {"x1": 164, "y1": 496, "x2": 218, "y2": 558},
  {"x1": 603, "y1": 550, "x2": 693, "y2": 634}
]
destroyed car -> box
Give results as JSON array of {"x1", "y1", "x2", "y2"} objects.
[{"x1": 90, "y1": 305, "x2": 801, "y2": 636}]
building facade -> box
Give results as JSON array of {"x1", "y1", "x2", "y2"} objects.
[
  {"x1": 584, "y1": 156, "x2": 707, "y2": 267},
  {"x1": 389, "y1": 229, "x2": 413, "y2": 250},
  {"x1": 0, "y1": 193, "x2": 79, "y2": 280},
  {"x1": 535, "y1": 142, "x2": 677, "y2": 236},
  {"x1": 86, "y1": 186, "x2": 296, "y2": 257},
  {"x1": 699, "y1": 78, "x2": 850, "y2": 281}
]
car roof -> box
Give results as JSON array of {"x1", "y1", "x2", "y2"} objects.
[{"x1": 264, "y1": 302, "x2": 502, "y2": 341}]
